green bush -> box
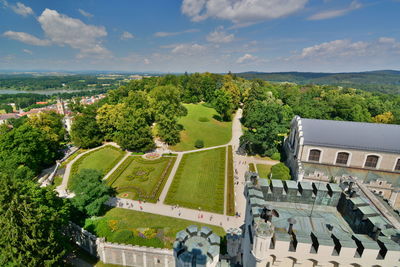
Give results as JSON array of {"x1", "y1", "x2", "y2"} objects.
[
  {"x1": 270, "y1": 163, "x2": 291, "y2": 180},
  {"x1": 194, "y1": 139, "x2": 204, "y2": 148},
  {"x1": 198, "y1": 117, "x2": 210, "y2": 122},
  {"x1": 271, "y1": 152, "x2": 281, "y2": 161},
  {"x1": 249, "y1": 163, "x2": 256, "y2": 172},
  {"x1": 112, "y1": 229, "x2": 134, "y2": 244}
]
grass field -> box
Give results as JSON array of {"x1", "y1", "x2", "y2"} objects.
[
  {"x1": 226, "y1": 146, "x2": 235, "y2": 216},
  {"x1": 165, "y1": 147, "x2": 226, "y2": 213},
  {"x1": 84, "y1": 208, "x2": 225, "y2": 249},
  {"x1": 68, "y1": 146, "x2": 124, "y2": 189},
  {"x1": 256, "y1": 164, "x2": 273, "y2": 178},
  {"x1": 171, "y1": 103, "x2": 232, "y2": 151},
  {"x1": 106, "y1": 156, "x2": 176, "y2": 203}
]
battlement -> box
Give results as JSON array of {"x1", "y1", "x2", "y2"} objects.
[{"x1": 243, "y1": 175, "x2": 400, "y2": 266}]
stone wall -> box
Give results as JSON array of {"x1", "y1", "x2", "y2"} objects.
[{"x1": 68, "y1": 223, "x2": 175, "y2": 267}]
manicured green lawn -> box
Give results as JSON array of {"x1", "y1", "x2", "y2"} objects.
[
  {"x1": 256, "y1": 164, "x2": 273, "y2": 178},
  {"x1": 165, "y1": 147, "x2": 226, "y2": 214},
  {"x1": 107, "y1": 156, "x2": 176, "y2": 203},
  {"x1": 171, "y1": 103, "x2": 232, "y2": 151},
  {"x1": 69, "y1": 146, "x2": 124, "y2": 188},
  {"x1": 84, "y1": 208, "x2": 225, "y2": 249}
]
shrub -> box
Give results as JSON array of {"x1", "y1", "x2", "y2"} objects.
[
  {"x1": 249, "y1": 163, "x2": 256, "y2": 172},
  {"x1": 194, "y1": 139, "x2": 204, "y2": 148},
  {"x1": 271, "y1": 152, "x2": 281, "y2": 161},
  {"x1": 111, "y1": 229, "x2": 134, "y2": 244},
  {"x1": 198, "y1": 117, "x2": 210, "y2": 122},
  {"x1": 270, "y1": 163, "x2": 291, "y2": 180}
]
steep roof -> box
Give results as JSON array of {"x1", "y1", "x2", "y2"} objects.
[{"x1": 300, "y1": 118, "x2": 400, "y2": 154}]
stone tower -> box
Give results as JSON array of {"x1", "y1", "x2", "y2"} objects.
[{"x1": 173, "y1": 225, "x2": 220, "y2": 267}]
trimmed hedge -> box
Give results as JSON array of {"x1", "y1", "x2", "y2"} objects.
[
  {"x1": 226, "y1": 146, "x2": 235, "y2": 216},
  {"x1": 249, "y1": 163, "x2": 256, "y2": 172}
]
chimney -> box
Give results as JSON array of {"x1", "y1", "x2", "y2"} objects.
[
  {"x1": 372, "y1": 224, "x2": 382, "y2": 241},
  {"x1": 288, "y1": 217, "x2": 297, "y2": 234},
  {"x1": 261, "y1": 205, "x2": 273, "y2": 222}
]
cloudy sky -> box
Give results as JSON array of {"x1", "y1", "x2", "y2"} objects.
[{"x1": 1, "y1": 0, "x2": 399, "y2": 73}]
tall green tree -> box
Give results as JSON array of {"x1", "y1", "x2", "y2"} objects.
[
  {"x1": 213, "y1": 90, "x2": 233, "y2": 121},
  {"x1": 0, "y1": 175, "x2": 70, "y2": 266},
  {"x1": 70, "y1": 113, "x2": 104, "y2": 148},
  {"x1": 70, "y1": 169, "x2": 111, "y2": 217},
  {"x1": 150, "y1": 85, "x2": 187, "y2": 144},
  {"x1": 0, "y1": 123, "x2": 60, "y2": 174}
]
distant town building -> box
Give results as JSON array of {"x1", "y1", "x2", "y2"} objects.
[
  {"x1": 240, "y1": 173, "x2": 400, "y2": 266},
  {"x1": 285, "y1": 116, "x2": 400, "y2": 208},
  {"x1": 0, "y1": 113, "x2": 19, "y2": 124}
]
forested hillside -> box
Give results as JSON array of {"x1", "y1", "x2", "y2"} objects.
[{"x1": 237, "y1": 70, "x2": 400, "y2": 95}]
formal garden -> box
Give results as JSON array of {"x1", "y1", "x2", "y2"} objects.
[
  {"x1": 68, "y1": 145, "x2": 125, "y2": 189},
  {"x1": 165, "y1": 147, "x2": 226, "y2": 213},
  {"x1": 84, "y1": 208, "x2": 225, "y2": 249},
  {"x1": 171, "y1": 103, "x2": 232, "y2": 151},
  {"x1": 106, "y1": 155, "x2": 177, "y2": 203}
]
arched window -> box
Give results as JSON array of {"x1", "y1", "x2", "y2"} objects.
[
  {"x1": 336, "y1": 152, "x2": 350, "y2": 165},
  {"x1": 365, "y1": 155, "x2": 379, "y2": 168},
  {"x1": 395, "y1": 159, "x2": 400, "y2": 171},
  {"x1": 308, "y1": 149, "x2": 321, "y2": 162}
]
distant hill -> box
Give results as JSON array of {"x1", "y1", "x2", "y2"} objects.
[{"x1": 236, "y1": 70, "x2": 400, "y2": 94}]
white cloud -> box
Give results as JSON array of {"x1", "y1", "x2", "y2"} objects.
[
  {"x1": 236, "y1": 53, "x2": 257, "y2": 63},
  {"x1": 290, "y1": 38, "x2": 400, "y2": 61},
  {"x1": 1, "y1": 1, "x2": 33, "y2": 16},
  {"x1": 154, "y1": 29, "x2": 199, "y2": 37},
  {"x1": 22, "y1": 48, "x2": 33, "y2": 55},
  {"x1": 207, "y1": 27, "x2": 234, "y2": 43},
  {"x1": 171, "y1": 43, "x2": 206, "y2": 55},
  {"x1": 308, "y1": 1, "x2": 362, "y2": 20},
  {"x1": 181, "y1": 0, "x2": 308, "y2": 24},
  {"x1": 121, "y1": 31, "x2": 134, "y2": 40},
  {"x1": 3, "y1": 31, "x2": 50, "y2": 46},
  {"x1": 144, "y1": 58, "x2": 150, "y2": 65},
  {"x1": 3, "y1": 9, "x2": 110, "y2": 58},
  {"x1": 78, "y1": 8, "x2": 94, "y2": 18}
]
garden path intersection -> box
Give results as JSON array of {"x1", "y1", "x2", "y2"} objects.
[{"x1": 56, "y1": 109, "x2": 279, "y2": 230}]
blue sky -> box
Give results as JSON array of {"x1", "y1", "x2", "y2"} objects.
[{"x1": 0, "y1": 0, "x2": 399, "y2": 73}]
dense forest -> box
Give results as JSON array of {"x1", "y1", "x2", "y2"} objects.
[
  {"x1": 237, "y1": 70, "x2": 400, "y2": 95},
  {"x1": 0, "y1": 74, "x2": 121, "y2": 91},
  {"x1": 1, "y1": 72, "x2": 400, "y2": 265}
]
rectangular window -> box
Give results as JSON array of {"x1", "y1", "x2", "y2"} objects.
[
  {"x1": 365, "y1": 155, "x2": 379, "y2": 168},
  {"x1": 336, "y1": 152, "x2": 349, "y2": 165},
  {"x1": 308, "y1": 150, "x2": 321, "y2": 162}
]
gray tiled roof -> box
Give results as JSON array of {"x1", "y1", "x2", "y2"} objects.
[{"x1": 300, "y1": 118, "x2": 400, "y2": 154}]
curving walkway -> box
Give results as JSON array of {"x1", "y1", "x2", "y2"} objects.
[
  {"x1": 56, "y1": 142, "x2": 122, "y2": 197},
  {"x1": 57, "y1": 109, "x2": 278, "y2": 229}
]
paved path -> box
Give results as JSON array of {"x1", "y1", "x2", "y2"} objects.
[
  {"x1": 102, "y1": 152, "x2": 130, "y2": 181},
  {"x1": 56, "y1": 142, "x2": 120, "y2": 197},
  {"x1": 106, "y1": 197, "x2": 243, "y2": 231},
  {"x1": 159, "y1": 153, "x2": 183, "y2": 202}
]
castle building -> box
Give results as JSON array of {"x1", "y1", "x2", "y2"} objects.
[
  {"x1": 285, "y1": 116, "x2": 400, "y2": 208},
  {"x1": 241, "y1": 173, "x2": 400, "y2": 267}
]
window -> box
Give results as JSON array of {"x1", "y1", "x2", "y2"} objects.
[
  {"x1": 308, "y1": 149, "x2": 321, "y2": 162},
  {"x1": 365, "y1": 155, "x2": 379, "y2": 168},
  {"x1": 336, "y1": 152, "x2": 350, "y2": 165},
  {"x1": 395, "y1": 159, "x2": 400, "y2": 171}
]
